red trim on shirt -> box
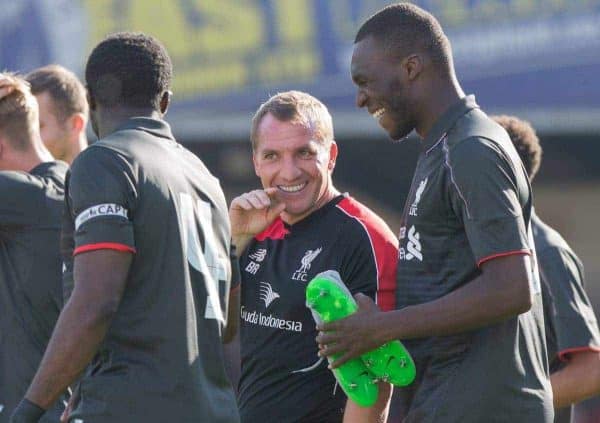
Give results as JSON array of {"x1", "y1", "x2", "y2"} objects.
[
  {"x1": 255, "y1": 218, "x2": 290, "y2": 241},
  {"x1": 557, "y1": 346, "x2": 600, "y2": 362},
  {"x1": 336, "y1": 197, "x2": 398, "y2": 312},
  {"x1": 230, "y1": 283, "x2": 241, "y2": 293},
  {"x1": 477, "y1": 249, "x2": 531, "y2": 268},
  {"x1": 73, "y1": 243, "x2": 136, "y2": 256}
]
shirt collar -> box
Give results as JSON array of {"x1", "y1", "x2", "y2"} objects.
[
  {"x1": 114, "y1": 117, "x2": 175, "y2": 141},
  {"x1": 422, "y1": 95, "x2": 479, "y2": 153}
]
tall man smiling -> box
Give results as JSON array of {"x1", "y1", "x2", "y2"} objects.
[
  {"x1": 231, "y1": 91, "x2": 398, "y2": 422},
  {"x1": 317, "y1": 4, "x2": 553, "y2": 422}
]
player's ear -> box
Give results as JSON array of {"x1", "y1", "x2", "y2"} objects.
[
  {"x1": 403, "y1": 54, "x2": 423, "y2": 81},
  {"x1": 159, "y1": 90, "x2": 171, "y2": 116},
  {"x1": 327, "y1": 140, "x2": 338, "y2": 170},
  {"x1": 68, "y1": 113, "x2": 86, "y2": 140}
]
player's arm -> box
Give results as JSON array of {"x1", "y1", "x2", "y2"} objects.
[
  {"x1": 537, "y1": 247, "x2": 600, "y2": 408},
  {"x1": 223, "y1": 285, "x2": 240, "y2": 344},
  {"x1": 229, "y1": 188, "x2": 285, "y2": 254},
  {"x1": 319, "y1": 254, "x2": 532, "y2": 366},
  {"x1": 551, "y1": 350, "x2": 600, "y2": 408},
  {"x1": 19, "y1": 250, "x2": 131, "y2": 411},
  {"x1": 344, "y1": 382, "x2": 391, "y2": 423},
  {"x1": 318, "y1": 139, "x2": 535, "y2": 366}
]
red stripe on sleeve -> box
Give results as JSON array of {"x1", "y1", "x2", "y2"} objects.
[
  {"x1": 557, "y1": 346, "x2": 600, "y2": 362},
  {"x1": 337, "y1": 197, "x2": 398, "y2": 312},
  {"x1": 477, "y1": 249, "x2": 531, "y2": 268},
  {"x1": 73, "y1": 243, "x2": 136, "y2": 256}
]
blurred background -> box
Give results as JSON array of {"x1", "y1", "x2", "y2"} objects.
[{"x1": 2, "y1": 0, "x2": 599, "y2": 420}]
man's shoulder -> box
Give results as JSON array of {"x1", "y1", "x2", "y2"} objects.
[
  {"x1": 335, "y1": 196, "x2": 395, "y2": 236},
  {"x1": 445, "y1": 110, "x2": 523, "y2": 167},
  {"x1": 332, "y1": 196, "x2": 398, "y2": 251},
  {"x1": 447, "y1": 108, "x2": 507, "y2": 145}
]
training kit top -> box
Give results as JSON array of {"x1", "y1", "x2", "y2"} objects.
[
  {"x1": 62, "y1": 118, "x2": 240, "y2": 423},
  {"x1": 395, "y1": 96, "x2": 553, "y2": 423},
  {"x1": 238, "y1": 194, "x2": 398, "y2": 423}
]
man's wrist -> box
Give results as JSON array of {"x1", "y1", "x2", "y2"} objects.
[{"x1": 9, "y1": 398, "x2": 46, "y2": 423}]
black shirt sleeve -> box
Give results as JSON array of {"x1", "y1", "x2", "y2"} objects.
[
  {"x1": 67, "y1": 147, "x2": 138, "y2": 255},
  {"x1": 538, "y1": 246, "x2": 600, "y2": 361},
  {"x1": 447, "y1": 138, "x2": 531, "y2": 266}
]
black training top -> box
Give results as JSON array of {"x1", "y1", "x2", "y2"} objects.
[
  {"x1": 533, "y1": 212, "x2": 600, "y2": 423},
  {"x1": 0, "y1": 161, "x2": 67, "y2": 423},
  {"x1": 62, "y1": 118, "x2": 240, "y2": 423},
  {"x1": 238, "y1": 194, "x2": 398, "y2": 423},
  {"x1": 395, "y1": 96, "x2": 553, "y2": 423}
]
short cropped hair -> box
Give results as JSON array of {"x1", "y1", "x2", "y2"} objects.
[
  {"x1": 0, "y1": 73, "x2": 38, "y2": 150},
  {"x1": 85, "y1": 32, "x2": 172, "y2": 110},
  {"x1": 355, "y1": 3, "x2": 453, "y2": 75},
  {"x1": 250, "y1": 91, "x2": 334, "y2": 150},
  {"x1": 492, "y1": 115, "x2": 542, "y2": 180},
  {"x1": 26, "y1": 64, "x2": 88, "y2": 123}
]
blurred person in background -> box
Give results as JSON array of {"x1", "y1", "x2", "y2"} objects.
[
  {"x1": 493, "y1": 115, "x2": 600, "y2": 423},
  {"x1": 26, "y1": 65, "x2": 88, "y2": 164},
  {"x1": 317, "y1": 3, "x2": 553, "y2": 422},
  {"x1": 230, "y1": 90, "x2": 397, "y2": 422},
  {"x1": 10, "y1": 32, "x2": 240, "y2": 423},
  {"x1": 0, "y1": 74, "x2": 68, "y2": 423}
]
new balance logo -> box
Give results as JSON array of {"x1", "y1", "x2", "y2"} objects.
[
  {"x1": 259, "y1": 282, "x2": 280, "y2": 308},
  {"x1": 249, "y1": 248, "x2": 267, "y2": 262},
  {"x1": 292, "y1": 247, "x2": 322, "y2": 281}
]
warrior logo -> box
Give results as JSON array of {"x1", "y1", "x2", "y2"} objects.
[
  {"x1": 292, "y1": 247, "x2": 322, "y2": 281},
  {"x1": 259, "y1": 282, "x2": 280, "y2": 308},
  {"x1": 409, "y1": 177, "x2": 428, "y2": 216}
]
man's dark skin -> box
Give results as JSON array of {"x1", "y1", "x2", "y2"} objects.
[
  {"x1": 22, "y1": 90, "x2": 240, "y2": 412},
  {"x1": 317, "y1": 35, "x2": 534, "y2": 367}
]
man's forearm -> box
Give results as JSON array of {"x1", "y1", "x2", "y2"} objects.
[
  {"x1": 550, "y1": 351, "x2": 600, "y2": 409},
  {"x1": 343, "y1": 382, "x2": 392, "y2": 423},
  {"x1": 377, "y1": 257, "x2": 532, "y2": 343},
  {"x1": 25, "y1": 298, "x2": 113, "y2": 409}
]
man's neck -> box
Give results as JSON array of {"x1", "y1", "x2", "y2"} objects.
[
  {"x1": 415, "y1": 75, "x2": 465, "y2": 139},
  {"x1": 96, "y1": 108, "x2": 162, "y2": 139},
  {"x1": 3, "y1": 143, "x2": 53, "y2": 173}
]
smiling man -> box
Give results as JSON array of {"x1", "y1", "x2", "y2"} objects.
[
  {"x1": 230, "y1": 91, "x2": 398, "y2": 422},
  {"x1": 316, "y1": 4, "x2": 554, "y2": 423}
]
